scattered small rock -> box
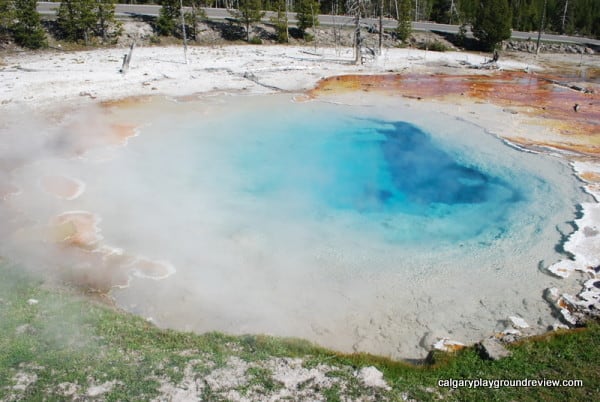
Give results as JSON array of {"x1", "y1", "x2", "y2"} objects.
[
  {"x1": 478, "y1": 337, "x2": 512, "y2": 360},
  {"x1": 79, "y1": 91, "x2": 97, "y2": 99},
  {"x1": 508, "y1": 316, "x2": 530, "y2": 329},
  {"x1": 544, "y1": 287, "x2": 560, "y2": 304},
  {"x1": 26, "y1": 299, "x2": 38, "y2": 305},
  {"x1": 499, "y1": 327, "x2": 522, "y2": 342},
  {"x1": 502, "y1": 328, "x2": 521, "y2": 336},
  {"x1": 432, "y1": 338, "x2": 466, "y2": 352},
  {"x1": 504, "y1": 40, "x2": 593, "y2": 54},
  {"x1": 419, "y1": 331, "x2": 442, "y2": 351},
  {"x1": 556, "y1": 294, "x2": 586, "y2": 326},
  {"x1": 355, "y1": 366, "x2": 391, "y2": 390}
]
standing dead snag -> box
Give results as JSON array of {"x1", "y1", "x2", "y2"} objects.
[
  {"x1": 120, "y1": 41, "x2": 135, "y2": 74},
  {"x1": 346, "y1": 0, "x2": 371, "y2": 65},
  {"x1": 180, "y1": 0, "x2": 188, "y2": 64}
]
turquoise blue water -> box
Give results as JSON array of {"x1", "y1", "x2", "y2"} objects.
[
  {"x1": 171, "y1": 102, "x2": 526, "y2": 244},
  {"x1": 77, "y1": 95, "x2": 575, "y2": 264}
]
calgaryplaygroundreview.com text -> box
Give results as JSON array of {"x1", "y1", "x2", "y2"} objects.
[{"x1": 438, "y1": 378, "x2": 584, "y2": 389}]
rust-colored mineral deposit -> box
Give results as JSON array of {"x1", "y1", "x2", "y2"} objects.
[{"x1": 309, "y1": 72, "x2": 599, "y2": 155}]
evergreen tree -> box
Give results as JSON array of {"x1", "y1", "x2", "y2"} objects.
[
  {"x1": 0, "y1": 0, "x2": 13, "y2": 40},
  {"x1": 458, "y1": 0, "x2": 479, "y2": 23},
  {"x1": 96, "y1": 1, "x2": 119, "y2": 42},
  {"x1": 12, "y1": 0, "x2": 47, "y2": 49},
  {"x1": 57, "y1": 0, "x2": 96, "y2": 43},
  {"x1": 229, "y1": 0, "x2": 265, "y2": 42},
  {"x1": 184, "y1": 0, "x2": 208, "y2": 40},
  {"x1": 296, "y1": 0, "x2": 320, "y2": 39},
  {"x1": 396, "y1": 0, "x2": 412, "y2": 41},
  {"x1": 270, "y1": 0, "x2": 289, "y2": 43},
  {"x1": 156, "y1": 0, "x2": 180, "y2": 36},
  {"x1": 572, "y1": 0, "x2": 599, "y2": 38},
  {"x1": 430, "y1": 0, "x2": 452, "y2": 23},
  {"x1": 472, "y1": 0, "x2": 512, "y2": 50}
]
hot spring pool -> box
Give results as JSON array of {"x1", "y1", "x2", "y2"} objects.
[{"x1": 4, "y1": 94, "x2": 587, "y2": 358}]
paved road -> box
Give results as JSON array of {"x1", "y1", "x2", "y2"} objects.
[{"x1": 37, "y1": 2, "x2": 600, "y2": 47}]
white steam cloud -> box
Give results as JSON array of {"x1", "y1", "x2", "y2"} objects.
[{"x1": 0, "y1": 95, "x2": 588, "y2": 359}]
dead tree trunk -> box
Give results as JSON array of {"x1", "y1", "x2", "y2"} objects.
[
  {"x1": 180, "y1": 0, "x2": 188, "y2": 64},
  {"x1": 378, "y1": 0, "x2": 383, "y2": 54},
  {"x1": 120, "y1": 41, "x2": 135, "y2": 74},
  {"x1": 354, "y1": 11, "x2": 361, "y2": 64}
]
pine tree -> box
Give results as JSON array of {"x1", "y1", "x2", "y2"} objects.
[
  {"x1": 472, "y1": 0, "x2": 512, "y2": 51},
  {"x1": 431, "y1": 0, "x2": 452, "y2": 23},
  {"x1": 396, "y1": 0, "x2": 412, "y2": 41},
  {"x1": 296, "y1": 0, "x2": 320, "y2": 39},
  {"x1": 57, "y1": 0, "x2": 96, "y2": 43},
  {"x1": 12, "y1": 0, "x2": 47, "y2": 49},
  {"x1": 229, "y1": 0, "x2": 265, "y2": 42},
  {"x1": 0, "y1": 0, "x2": 13, "y2": 40},
  {"x1": 156, "y1": 0, "x2": 180, "y2": 36},
  {"x1": 95, "y1": 1, "x2": 119, "y2": 42},
  {"x1": 270, "y1": 0, "x2": 289, "y2": 43},
  {"x1": 458, "y1": 0, "x2": 479, "y2": 24},
  {"x1": 184, "y1": 1, "x2": 207, "y2": 40}
]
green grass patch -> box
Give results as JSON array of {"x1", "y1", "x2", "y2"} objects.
[{"x1": 0, "y1": 262, "x2": 598, "y2": 400}]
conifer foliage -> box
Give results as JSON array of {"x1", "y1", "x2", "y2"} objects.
[
  {"x1": 56, "y1": 0, "x2": 119, "y2": 44},
  {"x1": 270, "y1": 0, "x2": 289, "y2": 43},
  {"x1": 472, "y1": 0, "x2": 512, "y2": 50},
  {"x1": 184, "y1": 1, "x2": 208, "y2": 40},
  {"x1": 57, "y1": 0, "x2": 96, "y2": 43},
  {"x1": 229, "y1": 0, "x2": 265, "y2": 42},
  {"x1": 156, "y1": 0, "x2": 180, "y2": 36},
  {"x1": 0, "y1": 0, "x2": 13, "y2": 40},
  {"x1": 0, "y1": 0, "x2": 46, "y2": 48},
  {"x1": 296, "y1": 0, "x2": 320, "y2": 39},
  {"x1": 12, "y1": 0, "x2": 47, "y2": 49},
  {"x1": 396, "y1": 0, "x2": 412, "y2": 41}
]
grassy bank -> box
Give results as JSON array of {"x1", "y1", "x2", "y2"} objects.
[{"x1": 0, "y1": 262, "x2": 598, "y2": 401}]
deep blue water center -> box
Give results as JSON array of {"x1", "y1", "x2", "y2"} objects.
[
  {"x1": 380, "y1": 121, "x2": 520, "y2": 208},
  {"x1": 196, "y1": 108, "x2": 527, "y2": 245}
]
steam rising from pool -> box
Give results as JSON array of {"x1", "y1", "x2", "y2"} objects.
[{"x1": 0, "y1": 94, "x2": 587, "y2": 358}]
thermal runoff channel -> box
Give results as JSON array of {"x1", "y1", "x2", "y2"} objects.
[{"x1": 4, "y1": 94, "x2": 584, "y2": 358}]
